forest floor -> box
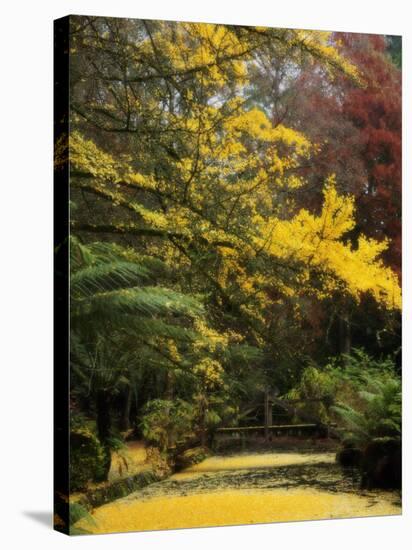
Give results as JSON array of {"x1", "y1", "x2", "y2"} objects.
[
  {"x1": 75, "y1": 447, "x2": 401, "y2": 534},
  {"x1": 108, "y1": 441, "x2": 149, "y2": 481}
]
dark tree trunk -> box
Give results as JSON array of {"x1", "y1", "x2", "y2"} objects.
[
  {"x1": 164, "y1": 370, "x2": 174, "y2": 401},
  {"x1": 200, "y1": 406, "x2": 207, "y2": 448},
  {"x1": 198, "y1": 394, "x2": 208, "y2": 448},
  {"x1": 264, "y1": 390, "x2": 270, "y2": 442},
  {"x1": 339, "y1": 312, "x2": 351, "y2": 360},
  {"x1": 96, "y1": 390, "x2": 111, "y2": 442},
  {"x1": 119, "y1": 385, "x2": 132, "y2": 432},
  {"x1": 95, "y1": 390, "x2": 112, "y2": 481}
]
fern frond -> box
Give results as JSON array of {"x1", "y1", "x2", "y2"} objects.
[
  {"x1": 123, "y1": 318, "x2": 199, "y2": 341},
  {"x1": 71, "y1": 261, "x2": 150, "y2": 298},
  {"x1": 332, "y1": 404, "x2": 368, "y2": 435},
  {"x1": 74, "y1": 286, "x2": 204, "y2": 319}
]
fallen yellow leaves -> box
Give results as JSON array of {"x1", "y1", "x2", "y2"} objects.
[
  {"x1": 75, "y1": 452, "x2": 401, "y2": 534},
  {"x1": 172, "y1": 452, "x2": 335, "y2": 476},
  {"x1": 77, "y1": 488, "x2": 400, "y2": 534}
]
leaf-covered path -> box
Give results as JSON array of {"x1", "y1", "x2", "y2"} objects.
[{"x1": 76, "y1": 451, "x2": 401, "y2": 534}]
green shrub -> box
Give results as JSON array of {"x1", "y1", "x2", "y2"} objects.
[
  {"x1": 332, "y1": 372, "x2": 401, "y2": 446},
  {"x1": 175, "y1": 446, "x2": 210, "y2": 470},
  {"x1": 140, "y1": 399, "x2": 195, "y2": 452},
  {"x1": 285, "y1": 350, "x2": 401, "y2": 434},
  {"x1": 285, "y1": 364, "x2": 338, "y2": 423},
  {"x1": 70, "y1": 428, "x2": 107, "y2": 491}
]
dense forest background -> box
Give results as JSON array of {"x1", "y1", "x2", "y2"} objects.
[{"x1": 58, "y1": 17, "x2": 401, "y2": 490}]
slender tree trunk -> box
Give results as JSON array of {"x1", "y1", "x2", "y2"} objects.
[
  {"x1": 339, "y1": 312, "x2": 351, "y2": 360},
  {"x1": 95, "y1": 390, "x2": 112, "y2": 481},
  {"x1": 163, "y1": 371, "x2": 175, "y2": 449},
  {"x1": 199, "y1": 396, "x2": 207, "y2": 448},
  {"x1": 96, "y1": 390, "x2": 111, "y2": 441},
  {"x1": 120, "y1": 385, "x2": 132, "y2": 432},
  {"x1": 164, "y1": 370, "x2": 174, "y2": 401},
  {"x1": 264, "y1": 390, "x2": 270, "y2": 442}
]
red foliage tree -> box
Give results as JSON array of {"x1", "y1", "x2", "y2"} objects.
[
  {"x1": 268, "y1": 33, "x2": 402, "y2": 357},
  {"x1": 292, "y1": 33, "x2": 401, "y2": 275},
  {"x1": 338, "y1": 33, "x2": 401, "y2": 276}
]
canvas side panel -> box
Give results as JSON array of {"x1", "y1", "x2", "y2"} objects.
[{"x1": 54, "y1": 15, "x2": 70, "y2": 535}]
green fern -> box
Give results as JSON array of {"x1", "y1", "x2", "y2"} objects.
[
  {"x1": 332, "y1": 371, "x2": 401, "y2": 445},
  {"x1": 70, "y1": 236, "x2": 204, "y2": 322},
  {"x1": 74, "y1": 285, "x2": 203, "y2": 319},
  {"x1": 71, "y1": 261, "x2": 150, "y2": 298},
  {"x1": 69, "y1": 502, "x2": 96, "y2": 531}
]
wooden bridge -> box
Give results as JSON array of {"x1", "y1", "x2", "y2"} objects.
[
  {"x1": 216, "y1": 423, "x2": 329, "y2": 440},
  {"x1": 216, "y1": 389, "x2": 338, "y2": 442}
]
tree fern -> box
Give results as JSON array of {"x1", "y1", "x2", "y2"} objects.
[
  {"x1": 332, "y1": 370, "x2": 401, "y2": 445},
  {"x1": 70, "y1": 236, "x2": 204, "y2": 321},
  {"x1": 122, "y1": 318, "x2": 199, "y2": 342},
  {"x1": 71, "y1": 261, "x2": 150, "y2": 298},
  {"x1": 69, "y1": 236, "x2": 208, "y2": 471},
  {"x1": 73, "y1": 285, "x2": 203, "y2": 319}
]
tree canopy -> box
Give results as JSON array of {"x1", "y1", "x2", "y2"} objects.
[{"x1": 62, "y1": 17, "x2": 401, "y2": 483}]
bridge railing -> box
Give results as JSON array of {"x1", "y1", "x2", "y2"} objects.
[{"x1": 215, "y1": 423, "x2": 329, "y2": 438}]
